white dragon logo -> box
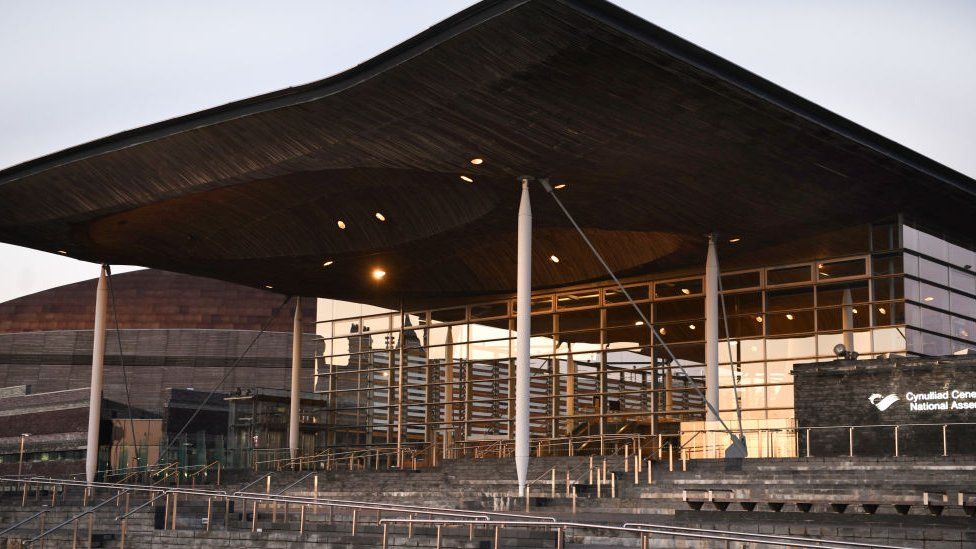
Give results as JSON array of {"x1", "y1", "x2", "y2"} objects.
[{"x1": 868, "y1": 393, "x2": 899, "y2": 411}]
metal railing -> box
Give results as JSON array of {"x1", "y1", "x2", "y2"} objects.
[{"x1": 377, "y1": 518, "x2": 913, "y2": 549}]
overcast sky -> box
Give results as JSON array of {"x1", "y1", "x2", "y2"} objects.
[{"x1": 1, "y1": 0, "x2": 974, "y2": 303}]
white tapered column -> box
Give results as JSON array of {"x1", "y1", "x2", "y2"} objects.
[
  {"x1": 842, "y1": 288, "x2": 855, "y2": 353},
  {"x1": 289, "y1": 297, "x2": 302, "y2": 461},
  {"x1": 86, "y1": 265, "x2": 109, "y2": 485},
  {"x1": 704, "y1": 235, "x2": 719, "y2": 423},
  {"x1": 515, "y1": 179, "x2": 532, "y2": 496}
]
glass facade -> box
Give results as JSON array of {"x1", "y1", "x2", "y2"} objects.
[{"x1": 312, "y1": 219, "x2": 976, "y2": 452}]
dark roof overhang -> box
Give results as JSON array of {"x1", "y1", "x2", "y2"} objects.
[{"x1": 1, "y1": 0, "x2": 973, "y2": 308}]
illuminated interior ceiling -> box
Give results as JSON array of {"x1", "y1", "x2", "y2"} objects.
[{"x1": 0, "y1": 0, "x2": 973, "y2": 308}]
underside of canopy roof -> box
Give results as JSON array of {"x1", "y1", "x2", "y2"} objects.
[{"x1": 1, "y1": 0, "x2": 973, "y2": 308}]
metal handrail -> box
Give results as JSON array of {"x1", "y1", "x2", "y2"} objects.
[
  {"x1": 622, "y1": 522, "x2": 902, "y2": 549},
  {"x1": 0, "y1": 509, "x2": 47, "y2": 537},
  {"x1": 273, "y1": 471, "x2": 316, "y2": 495},
  {"x1": 27, "y1": 488, "x2": 130, "y2": 545},
  {"x1": 233, "y1": 472, "x2": 272, "y2": 495},
  {"x1": 379, "y1": 518, "x2": 912, "y2": 549}
]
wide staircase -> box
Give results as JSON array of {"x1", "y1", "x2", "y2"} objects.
[{"x1": 1, "y1": 455, "x2": 975, "y2": 547}]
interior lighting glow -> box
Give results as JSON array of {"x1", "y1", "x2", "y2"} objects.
[
  {"x1": 688, "y1": 324, "x2": 696, "y2": 330},
  {"x1": 634, "y1": 321, "x2": 644, "y2": 326},
  {"x1": 460, "y1": 175, "x2": 474, "y2": 183},
  {"x1": 550, "y1": 255, "x2": 560, "y2": 263},
  {"x1": 729, "y1": 238, "x2": 740, "y2": 243},
  {"x1": 680, "y1": 288, "x2": 691, "y2": 295},
  {"x1": 878, "y1": 307, "x2": 887, "y2": 315},
  {"x1": 785, "y1": 314, "x2": 794, "y2": 320},
  {"x1": 375, "y1": 212, "x2": 386, "y2": 221},
  {"x1": 554, "y1": 184, "x2": 567, "y2": 190},
  {"x1": 755, "y1": 316, "x2": 763, "y2": 323},
  {"x1": 372, "y1": 268, "x2": 386, "y2": 280},
  {"x1": 924, "y1": 296, "x2": 935, "y2": 302},
  {"x1": 323, "y1": 260, "x2": 334, "y2": 267},
  {"x1": 337, "y1": 220, "x2": 347, "y2": 229},
  {"x1": 470, "y1": 158, "x2": 483, "y2": 165}
]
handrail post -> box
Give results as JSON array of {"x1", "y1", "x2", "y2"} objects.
[
  {"x1": 171, "y1": 492, "x2": 178, "y2": 530},
  {"x1": 251, "y1": 501, "x2": 257, "y2": 532},
  {"x1": 848, "y1": 427, "x2": 854, "y2": 457},
  {"x1": 668, "y1": 445, "x2": 673, "y2": 472},
  {"x1": 551, "y1": 467, "x2": 556, "y2": 498},
  {"x1": 805, "y1": 428, "x2": 811, "y2": 458},
  {"x1": 87, "y1": 512, "x2": 94, "y2": 549},
  {"x1": 38, "y1": 512, "x2": 45, "y2": 549},
  {"x1": 300, "y1": 504, "x2": 306, "y2": 534},
  {"x1": 352, "y1": 508, "x2": 359, "y2": 535},
  {"x1": 206, "y1": 497, "x2": 212, "y2": 532},
  {"x1": 942, "y1": 424, "x2": 948, "y2": 457}
]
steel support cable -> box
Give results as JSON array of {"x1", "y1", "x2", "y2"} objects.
[
  {"x1": 104, "y1": 265, "x2": 140, "y2": 469},
  {"x1": 154, "y1": 295, "x2": 294, "y2": 465},
  {"x1": 538, "y1": 178, "x2": 738, "y2": 441}
]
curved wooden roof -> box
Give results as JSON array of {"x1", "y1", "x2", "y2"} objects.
[{"x1": 1, "y1": 0, "x2": 973, "y2": 307}]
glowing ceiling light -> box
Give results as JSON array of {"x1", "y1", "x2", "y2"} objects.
[
  {"x1": 460, "y1": 175, "x2": 474, "y2": 183},
  {"x1": 729, "y1": 238, "x2": 741, "y2": 243},
  {"x1": 470, "y1": 158, "x2": 483, "y2": 165},
  {"x1": 381, "y1": 371, "x2": 389, "y2": 377},
  {"x1": 550, "y1": 255, "x2": 560, "y2": 263},
  {"x1": 755, "y1": 316, "x2": 764, "y2": 323},
  {"x1": 264, "y1": 285, "x2": 273, "y2": 289},
  {"x1": 680, "y1": 288, "x2": 691, "y2": 295},
  {"x1": 56, "y1": 250, "x2": 68, "y2": 255},
  {"x1": 852, "y1": 308, "x2": 858, "y2": 314},
  {"x1": 688, "y1": 324, "x2": 696, "y2": 330},
  {"x1": 554, "y1": 184, "x2": 567, "y2": 190},
  {"x1": 878, "y1": 307, "x2": 887, "y2": 315},
  {"x1": 375, "y1": 212, "x2": 386, "y2": 221},
  {"x1": 322, "y1": 260, "x2": 334, "y2": 267},
  {"x1": 337, "y1": 220, "x2": 347, "y2": 230},
  {"x1": 924, "y1": 296, "x2": 935, "y2": 302},
  {"x1": 372, "y1": 268, "x2": 386, "y2": 280},
  {"x1": 634, "y1": 321, "x2": 645, "y2": 326},
  {"x1": 785, "y1": 314, "x2": 794, "y2": 320},
  {"x1": 658, "y1": 327, "x2": 667, "y2": 335}
]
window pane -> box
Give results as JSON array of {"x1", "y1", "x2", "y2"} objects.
[
  {"x1": 720, "y1": 291, "x2": 763, "y2": 315},
  {"x1": 766, "y1": 336, "x2": 816, "y2": 360},
  {"x1": 655, "y1": 278, "x2": 702, "y2": 298},
  {"x1": 767, "y1": 287, "x2": 814, "y2": 311},
  {"x1": 917, "y1": 229, "x2": 948, "y2": 261},
  {"x1": 817, "y1": 281, "x2": 869, "y2": 306},
  {"x1": 556, "y1": 292, "x2": 600, "y2": 309},
  {"x1": 818, "y1": 258, "x2": 866, "y2": 280},
  {"x1": 950, "y1": 293, "x2": 976, "y2": 319},
  {"x1": 605, "y1": 284, "x2": 649, "y2": 303},
  {"x1": 767, "y1": 265, "x2": 811, "y2": 285},
  {"x1": 872, "y1": 223, "x2": 899, "y2": 252},
  {"x1": 871, "y1": 254, "x2": 903, "y2": 276},
  {"x1": 949, "y1": 269, "x2": 976, "y2": 295},
  {"x1": 817, "y1": 307, "x2": 870, "y2": 331},
  {"x1": 470, "y1": 301, "x2": 508, "y2": 319},
  {"x1": 654, "y1": 298, "x2": 704, "y2": 323},
  {"x1": 948, "y1": 243, "x2": 975, "y2": 270},
  {"x1": 721, "y1": 271, "x2": 760, "y2": 291},
  {"x1": 951, "y1": 315, "x2": 975, "y2": 341},
  {"x1": 874, "y1": 302, "x2": 904, "y2": 326},
  {"x1": 918, "y1": 258, "x2": 949, "y2": 285},
  {"x1": 605, "y1": 305, "x2": 648, "y2": 328},
  {"x1": 917, "y1": 283, "x2": 949, "y2": 310},
  {"x1": 873, "y1": 277, "x2": 904, "y2": 301},
  {"x1": 558, "y1": 309, "x2": 600, "y2": 332},
  {"x1": 766, "y1": 384, "x2": 794, "y2": 409},
  {"x1": 767, "y1": 310, "x2": 815, "y2": 335},
  {"x1": 719, "y1": 315, "x2": 764, "y2": 338}
]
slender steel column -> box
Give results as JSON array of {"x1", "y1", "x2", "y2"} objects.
[
  {"x1": 515, "y1": 178, "x2": 532, "y2": 496},
  {"x1": 842, "y1": 288, "x2": 855, "y2": 352},
  {"x1": 704, "y1": 235, "x2": 719, "y2": 423},
  {"x1": 442, "y1": 329, "x2": 455, "y2": 457},
  {"x1": 86, "y1": 265, "x2": 109, "y2": 485},
  {"x1": 289, "y1": 297, "x2": 302, "y2": 461}
]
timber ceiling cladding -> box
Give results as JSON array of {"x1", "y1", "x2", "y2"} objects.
[{"x1": 0, "y1": 0, "x2": 973, "y2": 308}]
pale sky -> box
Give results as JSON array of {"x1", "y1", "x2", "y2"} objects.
[{"x1": 1, "y1": 0, "x2": 974, "y2": 303}]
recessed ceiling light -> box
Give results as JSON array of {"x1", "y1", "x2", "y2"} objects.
[
  {"x1": 323, "y1": 260, "x2": 334, "y2": 267},
  {"x1": 549, "y1": 255, "x2": 560, "y2": 263},
  {"x1": 634, "y1": 321, "x2": 645, "y2": 326},
  {"x1": 337, "y1": 220, "x2": 347, "y2": 230},
  {"x1": 680, "y1": 288, "x2": 691, "y2": 295},
  {"x1": 852, "y1": 308, "x2": 858, "y2": 314},
  {"x1": 460, "y1": 175, "x2": 474, "y2": 183},
  {"x1": 264, "y1": 285, "x2": 273, "y2": 289},
  {"x1": 375, "y1": 212, "x2": 386, "y2": 222},
  {"x1": 785, "y1": 313, "x2": 794, "y2": 320},
  {"x1": 878, "y1": 307, "x2": 887, "y2": 315},
  {"x1": 381, "y1": 371, "x2": 389, "y2": 377},
  {"x1": 372, "y1": 268, "x2": 386, "y2": 280},
  {"x1": 688, "y1": 324, "x2": 696, "y2": 330},
  {"x1": 755, "y1": 316, "x2": 764, "y2": 323},
  {"x1": 729, "y1": 238, "x2": 740, "y2": 243},
  {"x1": 554, "y1": 184, "x2": 567, "y2": 190},
  {"x1": 923, "y1": 296, "x2": 934, "y2": 302},
  {"x1": 56, "y1": 250, "x2": 67, "y2": 255},
  {"x1": 658, "y1": 327, "x2": 666, "y2": 335},
  {"x1": 470, "y1": 158, "x2": 483, "y2": 165}
]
